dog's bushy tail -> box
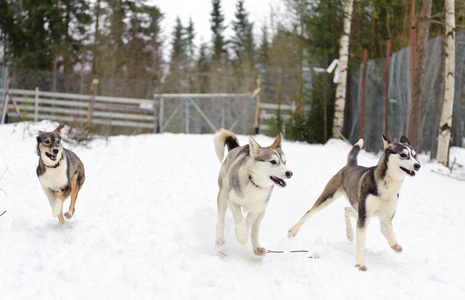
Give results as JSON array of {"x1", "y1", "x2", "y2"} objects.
[
  {"x1": 214, "y1": 129, "x2": 240, "y2": 163},
  {"x1": 347, "y1": 139, "x2": 364, "y2": 166}
]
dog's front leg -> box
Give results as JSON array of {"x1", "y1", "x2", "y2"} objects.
[
  {"x1": 215, "y1": 191, "x2": 228, "y2": 246},
  {"x1": 229, "y1": 202, "x2": 247, "y2": 244},
  {"x1": 250, "y1": 211, "x2": 266, "y2": 256},
  {"x1": 52, "y1": 198, "x2": 65, "y2": 224},
  {"x1": 355, "y1": 217, "x2": 370, "y2": 271},
  {"x1": 42, "y1": 187, "x2": 56, "y2": 208},
  {"x1": 380, "y1": 213, "x2": 402, "y2": 253}
]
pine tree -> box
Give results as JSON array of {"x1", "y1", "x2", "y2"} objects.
[
  {"x1": 197, "y1": 42, "x2": 210, "y2": 93},
  {"x1": 258, "y1": 22, "x2": 270, "y2": 65},
  {"x1": 231, "y1": 0, "x2": 255, "y2": 65},
  {"x1": 170, "y1": 16, "x2": 186, "y2": 60},
  {"x1": 185, "y1": 17, "x2": 196, "y2": 62},
  {"x1": 210, "y1": 0, "x2": 227, "y2": 61},
  {"x1": 165, "y1": 16, "x2": 189, "y2": 92}
]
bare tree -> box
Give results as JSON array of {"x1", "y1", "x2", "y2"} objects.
[
  {"x1": 408, "y1": 0, "x2": 432, "y2": 150},
  {"x1": 437, "y1": 0, "x2": 455, "y2": 166}
]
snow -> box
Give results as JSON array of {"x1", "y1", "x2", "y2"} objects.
[{"x1": 1, "y1": 120, "x2": 465, "y2": 299}]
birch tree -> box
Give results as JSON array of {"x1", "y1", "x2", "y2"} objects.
[
  {"x1": 332, "y1": 0, "x2": 354, "y2": 139},
  {"x1": 436, "y1": 0, "x2": 455, "y2": 165}
]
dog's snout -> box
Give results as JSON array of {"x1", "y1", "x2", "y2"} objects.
[
  {"x1": 286, "y1": 171, "x2": 293, "y2": 178},
  {"x1": 414, "y1": 163, "x2": 421, "y2": 171},
  {"x1": 53, "y1": 149, "x2": 59, "y2": 155}
]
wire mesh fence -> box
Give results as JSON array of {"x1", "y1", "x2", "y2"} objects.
[{"x1": 347, "y1": 31, "x2": 465, "y2": 153}]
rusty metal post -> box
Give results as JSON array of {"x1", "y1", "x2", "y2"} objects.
[
  {"x1": 361, "y1": 49, "x2": 367, "y2": 139},
  {"x1": 385, "y1": 39, "x2": 391, "y2": 136}
]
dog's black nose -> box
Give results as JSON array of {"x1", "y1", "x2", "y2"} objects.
[
  {"x1": 286, "y1": 171, "x2": 293, "y2": 178},
  {"x1": 53, "y1": 149, "x2": 59, "y2": 154},
  {"x1": 414, "y1": 164, "x2": 421, "y2": 171}
]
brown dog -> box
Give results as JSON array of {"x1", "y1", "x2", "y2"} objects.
[{"x1": 36, "y1": 125, "x2": 85, "y2": 224}]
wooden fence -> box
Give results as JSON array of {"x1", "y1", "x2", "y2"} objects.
[{"x1": 1, "y1": 88, "x2": 293, "y2": 134}]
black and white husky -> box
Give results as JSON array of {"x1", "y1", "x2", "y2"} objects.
[
  {"x1": 288, "y1": 135, "x2": 420, "y2": 271},
  {"x1": 214, "y1": 129, "x2": 293, "y2": 256}
]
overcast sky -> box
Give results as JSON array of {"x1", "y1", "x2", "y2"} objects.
[{"x1": 149, "y1": 0, "x2": 285, "y2": 57}]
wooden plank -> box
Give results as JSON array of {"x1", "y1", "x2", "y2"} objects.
[
  {"x1": 11, "y1": 105, "x2": 153, "y2": 122},
  {"x1": 35, "y1": 114, "x2": 154, "y2": 129}
]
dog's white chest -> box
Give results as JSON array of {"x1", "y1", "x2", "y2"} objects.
[
  {"x1": 38, "y1": 162, "x2": 68, "y2": 190},
  {"x1": 230, "y1": 186, "x2": 271, "y2": 212}
]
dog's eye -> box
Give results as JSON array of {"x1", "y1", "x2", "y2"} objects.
[
  {"x1": 270, "y1": 160, "x2": 277, "y2": 165},
  {"x1": 400, "y1": 153, "x2": 407, "y2": 158},
  {"x1": 44, "y1": 140, "x2": 51, "y2": 146},
  {"x1": 56, "y1": 140, "x2": 60, "y2": 144}
]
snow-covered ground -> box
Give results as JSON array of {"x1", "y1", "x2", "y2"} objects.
[{"x1": 1, "y1": 121, "x2": 464, "y2": 299}]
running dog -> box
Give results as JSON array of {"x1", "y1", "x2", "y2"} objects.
[
  {"x1": 288, "y1": 135, "x2": 420, "y2": 271},
  {"x1": 36, "y1": 125, "x2": 85, "y2": 224},
  {"x1": 214, "y1": 129, "x2": 293, "y2": 256}
]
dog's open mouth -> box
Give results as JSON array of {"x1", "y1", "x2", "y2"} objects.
[
  {"x1": 46, "y1": 152, "x2": 58, "y2": 161},
  {"x1": 270, "y1": 176, "x2": 286, "y2": 187},
  {"x1": 400, "y1": 167, "x2": 415, "y2": 176}
]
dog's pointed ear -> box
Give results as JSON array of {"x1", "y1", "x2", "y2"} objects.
[
  {"x1": 248, "y1": 135, "x2": 261, "y2": 156},
  {"x1": 38, "y1": 130, "x2": 45, "y2": 136},
  {"x1": 382, "y1": 134, "x2": 392, "y2": 150},
  {"x1": 270, "y1": 132, "x2": 282, "y2": 149},
  {"x1": 36, "y1": 136, "x2": 42, "y2": 156},
  {"x1": 53, "y1": 124, "x2": 64, "y2": 134},
  {"x1": 400, "y1": 136, "x2": 411, "y2": 146}
]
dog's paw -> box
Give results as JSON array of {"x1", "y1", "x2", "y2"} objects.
[
  {"x1": 64, "y1": 211, "x2": 73, "y2": 219},
  {"x1": 216, "y1": 237, "x2": 225, "y2": 246},
  {"x1": 254, "y1": 247, "x2": 266, "y2": 256},
  {"x1": 287, "y1": 225, "x2": 300, "y2": 238},
  {"x1": 391, "y1": 244, "x2": 403, "y2": 253},
  {"x1": 235, "y1": 225, "x2": 248, "y2": 244},
  {"x1": 346, "y1": 228, "x2": 354, "y2": 242},
  {"x1": 58, "y1": 215, "x2": 65, "y2": 225},
  {"x1": 355, "y1": 264, "x2": 367, "y2": 271}
]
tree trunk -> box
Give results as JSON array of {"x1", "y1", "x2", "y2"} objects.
[
  {"x1": 408, "y1": 0, "x2": 432, "y2": 150},
  {"x1": 436, "y1": 0, "x2": 455, "y2": 166},
  {"x1": 332, "y1": 0, "x2": 354, "y2": 139}
]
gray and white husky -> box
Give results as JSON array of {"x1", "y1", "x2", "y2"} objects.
[
  {"x1": 288, "y1": 135, "x2": 420, "y2": 271},
  {"x1": 36, "y1": 125, "x2": 85, "y2": 225},
  {"x1": 214, "y1": 129, "x2": 293, "y2": 256}
]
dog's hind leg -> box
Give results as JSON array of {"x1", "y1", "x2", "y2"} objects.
[
  {"x1": 345, "y1": 206, "x2": 357, "y2": 241},
  {"x1": 64, "y1": 173, "x2": 81, "y2": 219},
  {"x1": 250, "y1": 211, "x2": 266, "y2": 256},
  {"x1": 288, "y1": 174, "x2": 344, "y2": 238},
  {"x1": 215, "y1": 190, "x2": 228, "y2": 246}
]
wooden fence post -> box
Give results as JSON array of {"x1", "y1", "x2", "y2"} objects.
[
  {"x1": 34, "y1": 87, "x2": 39, "y2": 122},
  {"x1": 156, "y1": 78, "x2": 164, "y2": 133},
  {"x1": 254, "y1": 76, "x2": 262, "y2": 134},
  {"x1": 86, "y1": 79, "x2": 99, "y2": 129}
]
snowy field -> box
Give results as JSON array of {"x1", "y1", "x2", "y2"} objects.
[{"x1": 1, "y1": 120, "x2": 464, "y2": 299}]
